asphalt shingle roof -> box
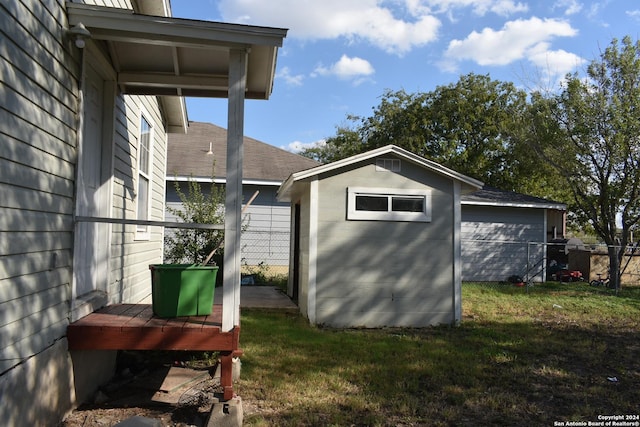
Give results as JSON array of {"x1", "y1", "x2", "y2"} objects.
[
  {"x1": 462, "y1": 186, "x2": 566, "y2": 209},
  {"x1": 167, "y1": 121, "x2": 319, "y2": 182}
]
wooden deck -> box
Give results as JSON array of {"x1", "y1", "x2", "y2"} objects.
[{"x1": 67, "y1": 303, "x2": 241, "y2": 400}]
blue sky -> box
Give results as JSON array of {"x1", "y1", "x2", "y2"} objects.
[{"x1": 171, "y1": 1, "x2": 640, "y2": 152}]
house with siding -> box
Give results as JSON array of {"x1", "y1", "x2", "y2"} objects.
[
  {"x1": 165, "y1": 121, "x2": 320, "y2": 273},
  {"x1": 461, "y1": 187, "x2": 566, "y2": 282},
  {"x1": 0, "y1": 0, "x2": 285, "y2": 424},
  {"x1": 278, "y1": 145, "x2": 483, "y2": 327}
]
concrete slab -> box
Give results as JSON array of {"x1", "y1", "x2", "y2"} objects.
[
  {"x1": 214, "y1": 286, "x2": 298, "y2": 311},
  {"x1": 158, "y1": 367, "x2": 209, "y2": 393},
  {"x1": 148, "y1": 366, "x2": 210, "y2": 405},
  {"x1": 114, "y1": 416, "x2": 162, "y2": 427}
]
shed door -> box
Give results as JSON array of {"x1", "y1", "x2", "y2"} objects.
[
  {"x1": 72, "y1": 61, "x2": 112, "y2": 300},
  {"x1": 292, "y1": 203, "x2": 301, "y2": 303}
]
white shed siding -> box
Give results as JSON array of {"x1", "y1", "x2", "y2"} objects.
[
  {"x1": 461, "y1": 206, "x2": 546, "y2": 282},
  {"x1": 292, "y1": 183, "x2": 312, "y2": 318},
  {"x1": 312, "y1": 159, "x2": 457, "y2": 327}
]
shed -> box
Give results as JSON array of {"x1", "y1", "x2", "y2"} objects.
[{"x1": 277, "y1": 145, "x2": 483, "y2": 327}]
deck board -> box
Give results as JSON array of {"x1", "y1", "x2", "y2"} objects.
[
  {"x1": 67, "y1": 304, "x2": 241, "y2": 400},
  {"x1": 67, "y1": 303, "x2": 236, "y2": 352}
]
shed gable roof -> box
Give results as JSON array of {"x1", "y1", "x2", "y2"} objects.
[
  {"x1": 277, "y1": 145, "x2": 484, "y2": 201},
  {"x1": 166, "y1": 121, "x2": 320, "y2": 184}
]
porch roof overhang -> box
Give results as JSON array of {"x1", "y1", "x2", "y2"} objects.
[{"x1": 66, "y1": 3, "x2": 287, "y2": 101}]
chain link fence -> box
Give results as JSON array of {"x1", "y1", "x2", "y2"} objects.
[
  {"x1": 170, "y1": 224, "x2": 640, "y2": 291},
  {"x1": 462, "y1": 239, "x2": 640, "y2": 291},
  {"x1": 240, "y1": 229, "x2": 290, "y2": 285}
]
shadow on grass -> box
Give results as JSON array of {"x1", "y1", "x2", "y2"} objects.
[{"x1": 237, "y1": 306, "x2": 640, "y2": 426}]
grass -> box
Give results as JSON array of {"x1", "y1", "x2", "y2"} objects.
[{"x1": 236, "y1": 282, "x2": 640, "y2": 426}]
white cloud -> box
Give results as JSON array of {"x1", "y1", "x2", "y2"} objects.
[
  {"x1": 528, "y1": 43, "x2": 586, "y2": 83},
  {"x1": 217, "y1": 0, "x2": 440, "y2": 55},
  {"x1": 553, "y1": 0, "x2": 583, "y2": 15},
  {"x1": 627, "y1": 10, "x2": 640, "y2": 21},
  {"x1": 443, "y1": 17, "x2": 578, "y2": 67},
  {"x1": 276, "y1": 66, "x2": 304, "y2": 87},
  {"x1": 313, "y1": 55, "x2": 375, "y2": 85},
  {"x1": 283, "y1": 139, "x2": 325, "y2": 154},
  {"x1": 425, "y1": 0, "x2": 528, "y2": 17}
]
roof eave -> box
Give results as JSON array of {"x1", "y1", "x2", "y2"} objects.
[
  {"x1": 276, "y1": 174, "x2": 295, "y2": 202},
  {"x1": 66, "y1": 3, "x2": 287, "y2": 47},
  {"x1": 66, "y1": 2, "x2": 287, "y2": 100},
  {"x1": 461, "y1": 200, "x2": 567, "y2": 210},
  {"x1": 160, "y1": 97, "x2": 188, "y2": 134},
  {"x1": 279, "y1": 145, "x2": 484, "y2": 192},
  {"x1": 168, "y1": 175, "x2": 283, "y2": 187}
]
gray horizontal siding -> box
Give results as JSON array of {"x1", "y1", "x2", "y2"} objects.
[
  {"x1": 309, "y1": 159, "x2": 457, "y2": 327},
  {"x1": 316, "y1": 292, "x2": 454, "y2": 328},
  {"x1": 108, "y1": 96, "x2": 166, "y2": 305},
  {"x1": 461, "y1": 206, "x2": 545, "y2": 281},
  {"x1": 0, "y1": 0, "x2": 78, "y2": 389}
]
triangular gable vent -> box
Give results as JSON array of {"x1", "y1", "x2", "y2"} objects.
[{"x1": 376, "y1": 158, "x2": 401, "y2": 172}]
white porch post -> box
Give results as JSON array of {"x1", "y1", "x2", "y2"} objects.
[{"x1": 222, "y1": 48, "x2": 248, "y2": 332}]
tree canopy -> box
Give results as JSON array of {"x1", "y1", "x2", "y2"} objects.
[
  {"x1": 301, "y1": 73, "x2": 566, "y2": 199},
  {"x1": 529, "y1": 36, "x2": 640, "y2": 289}
]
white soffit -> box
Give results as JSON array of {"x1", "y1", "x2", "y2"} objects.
[{"x1": 66, "y1": 2, "x2": 287, "y2": 100}]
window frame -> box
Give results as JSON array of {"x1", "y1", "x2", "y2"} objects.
[
  {"x1": 135, "y1": 111, "x2": 153, "y2": 240},
  {"x1": 347, "y1": 186, "x2": 432, "y2": 222}
]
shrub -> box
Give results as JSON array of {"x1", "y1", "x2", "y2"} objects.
[{"x1": 164, "y1": 179, "x2": 225, "y2": 265}]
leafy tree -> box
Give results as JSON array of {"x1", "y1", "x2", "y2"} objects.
[
  {"x1": 301, "y1": 73, "x2": 565, "y2": 197},
  {"x1": 530, "y1": 36, "x2": 640, "y2": 290},
  {"x1": 302, "y1": 117, "x2": 365, "y2": 163},
  {"x1": 164, "y1": 179, "x2": 225, "y2": 264}
]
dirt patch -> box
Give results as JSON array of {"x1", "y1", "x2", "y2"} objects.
[{"x1": 59, "y1": 352, "x2": 222, "y2": 427}]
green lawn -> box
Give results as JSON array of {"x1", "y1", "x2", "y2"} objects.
[{"x1": 236, "y1": 283, "x2": 640, "y2": 426}]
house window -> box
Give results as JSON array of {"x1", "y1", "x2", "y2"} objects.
[
  {"x1": 347, "y1": 187, "x2": 431, "y2": 222},
  {"x1": 136, "y1": 114, "x2": 152, "y2": 239}
]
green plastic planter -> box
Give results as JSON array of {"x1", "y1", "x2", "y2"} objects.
[{"x1": 149, "y1": 264, "x2": 218, "y2": 317}]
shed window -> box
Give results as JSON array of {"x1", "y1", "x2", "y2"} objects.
[
  {"x1": 355, "y1": 195, "x2": 388, "y2": 211},
  {"x1": 348, "y1": 187, "x2": 431, "y2": 222}
]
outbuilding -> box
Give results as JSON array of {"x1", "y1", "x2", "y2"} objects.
[
  {"x1": 277, "y1": 145, "x2": 483, "y2": 327},
  {"x1": 460, "y1": 187, "x2": 567, "y2": 282}
]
